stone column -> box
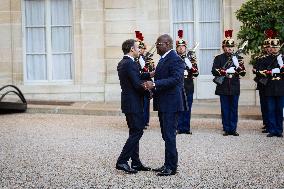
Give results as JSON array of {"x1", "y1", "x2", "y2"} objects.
[
  {"x1": 0, "y1": 0, "x2": 13, "y2": 85},
  {"x1": 77, "y1": 0, "x2": 105, "y2": 101}
]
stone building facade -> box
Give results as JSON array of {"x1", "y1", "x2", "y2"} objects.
[{"x1": 0, "y1": 0, "x2": 257, "y2": 104}]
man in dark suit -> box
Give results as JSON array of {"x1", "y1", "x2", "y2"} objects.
[
  {"x1": 144, "y1": 34, "x2": 185, "y2": 176},
  {"x1": 116, "y1": 39, "x2": 153, "y2": 174}
]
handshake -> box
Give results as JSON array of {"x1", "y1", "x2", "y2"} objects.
[
  {"x1": 142, "y1": 81, "x2": 155, "y2": 90},
  {"x1": 141, "y1": 71, "x2": 155, "y2": 90}
]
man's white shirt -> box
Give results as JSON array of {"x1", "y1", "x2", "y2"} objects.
[
  {"x1": 161, "y1": 49, "x2": 173, "y2": 59},
  {"x1": 124, "y1": 55, "x2": 135, "y2": 62}
]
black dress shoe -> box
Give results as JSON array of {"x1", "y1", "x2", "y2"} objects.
[
  {"x1": 152, "y1": 165, "x2": 165, "y2": 172},
  {"x1": 261, "y1": 126, "x2": 267, "y2": 130},
  {"x1": 276, "y1": 134, "x2": 283, "y2": 138},
  {"x1": 232, "y1": 132, "x2": 239, "y2": 136},
  {"x1": 262, "y1": 130, "x2": 268, "y2": 133},
  {"x1": 131, "y1": 164, "x2": 151, "y2": 171},
  {"x1": 144, "y1": 124, "x2": 149, "y2": 130},
  {"x1": 266, "y1": 133, "x2": 274, "y2": 137},
  {"x1": 223, "y1": 132, "x2": 229, "y2": 136},
  {"x1": 185, "y1": 131, "x2": 192, "y2": 135},
  {"x1": 116, "y1": 163, "x2": 138, "y2": 174},
  {"x1": 157, "y1": 168, "x2": 176, "y2": 176},
  {"x1": 176, "y1": 130, "x2": 183, "y2": 134}
]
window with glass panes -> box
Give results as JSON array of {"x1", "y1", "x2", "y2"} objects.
[
  {"x1": 172, "y1": 0, "x2": 222, "y2": 75},
  {"x1": 24, "y1": 0, "x2": 73, "y2": 82}
]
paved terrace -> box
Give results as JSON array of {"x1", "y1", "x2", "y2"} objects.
[
  {"x1": 0, "y1": 106, "x2": 283, "y2": 188},
  {"x1": 0, "y1": 100, "x2": 284, "y2": 189}
]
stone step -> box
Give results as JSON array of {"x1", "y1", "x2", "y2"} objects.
[{"x1": 26, "y1": 100, "x2": 263, "y2": 120}]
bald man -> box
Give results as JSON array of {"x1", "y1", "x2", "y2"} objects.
[{"x1": 144, "y1": 34, "x2": 185, "y2": 176}]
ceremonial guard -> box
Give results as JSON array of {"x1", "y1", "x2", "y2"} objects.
[
  {"x1": 135, "y1": 31, "x2": 155, "y2": 129},
  {"x1": 252, "y1": 30, "x2": 272, "y2": 133},
  {"x1": 175, "y1": 30, "x2": 199, "y2": 134},
  {"x1": 211, "y1": 30, "x2": 246, "y2": 136},
  {"x1": 255, "y1": 29, "x2": 284, "y2": 137}
]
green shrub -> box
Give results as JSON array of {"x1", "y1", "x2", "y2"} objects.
[{"x1": 236, "y1": 0, "x2": 284, "y2": 64}]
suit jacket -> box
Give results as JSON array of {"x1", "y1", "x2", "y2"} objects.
[
  {"x1": 153, "y1": 50, "x2": 185, "y2": 112},
  {"x1": 117, "y1": 56, "x2": 150, "y2": 113}
]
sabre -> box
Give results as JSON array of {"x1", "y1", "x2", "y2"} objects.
[
  {"x1": 192, "y1": 42, "x2": 200, "y2": 52},
  {"x1": 147, "y1": 43, "x2": 156, "y2": 53},
  {"x1": 186, "y1": 42, "x2": 199, "y2": 57},
  {"x1": 223, "y1": 40, "x2": 249, "y2": 69},
  {"x1": 145, "y1": 43, "x2": 156, "y2": 60},
  {"x1": 233, "y1": 40, "x2": 248, "y2": 56}
]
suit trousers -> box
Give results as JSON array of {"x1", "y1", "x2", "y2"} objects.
[
  {"x1": 259, "y1": 90, "x2": 268, "y2": 127},
  {"x1": 177, "y1": 91, "x2": 193, "y2": 132},
  {"x1": 143, "y1": 96, "x2": 150, "y2": 126},
  {"x1": 220, "y1": 95, "x2": 239, "y2": 133},
  {"x1": 117, "y1": 113, "x2": 144, "y2": 166},
  {"x1": 158, "y1": 112, "x2": 178, "y2": 171},
  {"x1": 266, "y1": 96, "x2": 284, "y2": 135}
]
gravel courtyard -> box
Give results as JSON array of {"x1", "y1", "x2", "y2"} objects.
[{"x1": 0, "y1": 113, "x2": 283, "y2": 189}]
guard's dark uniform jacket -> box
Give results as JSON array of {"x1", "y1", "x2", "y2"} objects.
[
  {"x1": 142, "y1": 55, "x2": 155, "y2": 73},
  {"x1": 253, "y1": 54, "x2": 269, "y2": 91},
  {"x1": 135, "y1": 56, "x2": 153, "y2": 100},
  {"x1": 211, "y1": 53, "x2": 246, "y2": 95},
  {"x1": 136, "y1": 54, "x2": 155, "y2": 126},
  {"x1": 257, "y1": 54, "x2": 284, "y2": 96},
  {"x1": 136, "y1": 55, "x2": 155, "y2": 79},
  {"x1": 180, "y1": 54, "x2": 199, "y2": 94},
  {"x1": 253, "y1": 53, "x2": 270, "y2": 128}
]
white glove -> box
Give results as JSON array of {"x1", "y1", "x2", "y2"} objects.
[
  {"x1": 272, "y1": 68, "x2": 280, "y2": 74},
  {"x1": 184, "y1": 70, "x2": 188, "y2": 76},
  {"x1": 277, "y1": 54, "x2": 283, "y2": 67},
  {"x1": 232, "y1": 56, "x2": 239, "y2": 68},
  {"x1": 226, "y1": 67, "x2": 236, "y2": 74},
  {"x1": 184, "y1": 58, "x2": 192, "y2": 69},
  {"x1": 139, "y1": 56, "x2": 145, "y2": 68}
]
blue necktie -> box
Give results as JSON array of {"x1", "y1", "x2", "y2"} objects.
[{"x1": 157, "y1": 57, "x2": 163, "y2": 66}]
